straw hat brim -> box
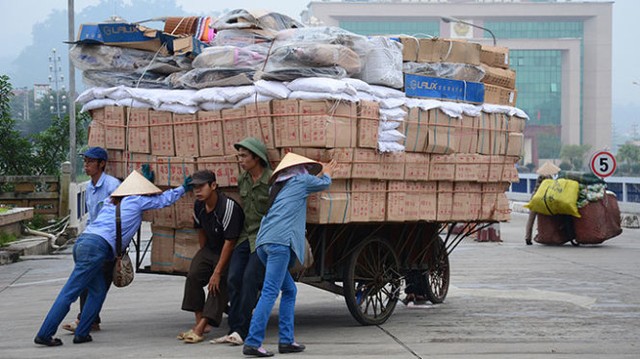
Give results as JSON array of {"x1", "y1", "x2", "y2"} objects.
[
  {"x1": 536, "y1": 161, "x2": 561, "y2": 176},
  {"x1": 270, "y1": 152, "x2": 322, "y2": 184},
  {"x1": 111, "y1": 170, "x2": 162, "y2": 197}
]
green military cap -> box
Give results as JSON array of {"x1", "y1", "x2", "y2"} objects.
[{"x1": 234, "y1": 137, "x2": 271, "y2": 169}]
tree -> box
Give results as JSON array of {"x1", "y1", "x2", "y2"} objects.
[
  {"x1": 0, "y1": 75, "x2": 34, "y2": 175},
  {"x1": 617, "y1": 143, "x2": 640, "y2": 175},
  {"x1": 560, "y1": 144, "x2": 592, "y2": 171}
]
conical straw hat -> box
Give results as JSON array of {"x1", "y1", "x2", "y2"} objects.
[
  {"x1": 270, "y1": 152, "x2": 322, "y2": 184},
  {"x1": 111, "y1": 170, "x2": 162, "y2": 197},
  {"x1": 536, "y1": 161, "x2": 560, "y2": 176}
]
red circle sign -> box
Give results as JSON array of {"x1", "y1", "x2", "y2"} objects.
[{"x1": 590, "y1": 151, "x2": 616, "y2": 178}]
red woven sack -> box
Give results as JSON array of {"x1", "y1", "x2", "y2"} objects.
[
  {"x1": 573, "y1": 193, "x2": 622, "y2": 244},
  {"x1": 534, "y1": 214, "x2": 574, "y2": 245}
]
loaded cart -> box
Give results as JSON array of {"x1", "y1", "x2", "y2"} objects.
[{"x1": 73, "y1": 10, "x2": 526, "y2": 325}]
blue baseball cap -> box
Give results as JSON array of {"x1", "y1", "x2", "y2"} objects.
[{"x1": 82, "y1": 147, "x2": 108, "y2": 161}]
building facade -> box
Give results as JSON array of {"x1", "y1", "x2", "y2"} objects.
[{"x1": 304, "y1": 0, "x2": 613, "y2": 164}]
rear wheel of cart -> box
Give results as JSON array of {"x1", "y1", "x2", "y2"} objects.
[
  {"x1": 425, "y1": 235, "x2": 450, "y2": 304},
  {"x1": 343, "y1": 237, "x2": 401, "y2": 325}
]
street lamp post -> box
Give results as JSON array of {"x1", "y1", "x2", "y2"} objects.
[
  {"x1": 48, "y1": 48, "x2": 67, "y2": 118},
  {"x1": 441, "y1": 16, "x2": 497, "y2": 46}
]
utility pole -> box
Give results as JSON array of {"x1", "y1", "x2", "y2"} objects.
[
  {"x1": 68, "y1": 0, "x2": 77, "y2": 181},
  {"x1": 48, "y1": 48, "x2": 67, "y2": 118}
]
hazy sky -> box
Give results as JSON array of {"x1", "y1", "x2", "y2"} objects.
[{"x1": 0, "y1": 0, "x2": 638, "y2": 107}]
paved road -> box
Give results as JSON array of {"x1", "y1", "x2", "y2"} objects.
[{"x1": 1, "y1": 214, "x2": 639, "y2": 358}]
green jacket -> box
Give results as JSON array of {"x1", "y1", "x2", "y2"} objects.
[{"x1": 236, "y1": 168, "x2": 273, "y2": 252}]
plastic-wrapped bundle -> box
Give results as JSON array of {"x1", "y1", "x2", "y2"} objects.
[
  {"x1": 275, "y1": 27, "x2": 370, "y2": 58},
  {"x1": 213, "y1": 9, "x2": 304, "y2": 32},
  {"x1": 356, "y1": 37, "x2": 403, "y2": 89},
  {"x1": 82, "y1": 70, "x2": 174, "y2": 89},
  {"x1": 178, "y1": 68, "x2": 255, "y2": 89},
  {"x1": 261, "y1": 43, "x2": 360, "y2": 81},
  {"x1": 193, "y1": 45, "x2": 268, "y2": 69},
  {"x1": 259, "y1": 66, "x2": 347, "y2": 82},
  {"x1": 70, "y1": 44, "x2": 192, "y2": 74},
  {"x1": 211, "y1": 29, "x2": 274, "y2": 47},
  {"x1": 403, "y1": 62, "x2": 485, "y2": 82}
]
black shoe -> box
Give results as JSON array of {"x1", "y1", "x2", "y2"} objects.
[
  {"x1": 526, "y1": 241, "x2": 532, "y2": 245},
  {"x1": 243, "y1": 345, "x2": 274, "y2": 357},
  {"x1": 34, "y1": 336, "x2": 63, "y2": 347},
  {"x1": 73, "y1": 334, "x2": 93, "y2": 344},
  {"x1": 279, "y1": 342, "x2": 306, "y2": 354}
]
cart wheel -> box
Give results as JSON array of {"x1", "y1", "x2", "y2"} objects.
[
  {"x1": 426, "y1": 236, "x2": 450, "y2": 304},
  {"x1": 343, "y1": 237, "x2": 401, "y2": 326}
]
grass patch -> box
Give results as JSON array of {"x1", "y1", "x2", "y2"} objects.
[{"x1": 0, "y1": 231, "x2": 18, "y2": 247}]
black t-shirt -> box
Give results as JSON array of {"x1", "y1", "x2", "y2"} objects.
[{"x1": 193, "y1": 192, "x2": 244, "y2": 254}]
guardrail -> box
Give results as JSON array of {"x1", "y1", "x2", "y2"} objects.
[{"x1": 507, "y1": 173, "x2": 640, "y2": 214}]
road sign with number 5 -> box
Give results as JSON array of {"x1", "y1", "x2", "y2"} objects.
[{"x1": 590, "y1": 151, "x2": 616, "y2": 178}]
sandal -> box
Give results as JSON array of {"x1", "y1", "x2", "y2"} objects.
[
  {"x1": 227, "y1": 332, "x2": 243, "y2": 345},
  {"x1": 183, "y1": 331, "x2": 204, "y2": 344},
  {"x1": 62, "y1": 321, "x2": 78, "y2": 333},
  {"x1": 177, "y1": 329, "x2": 194, "y2": 340}
]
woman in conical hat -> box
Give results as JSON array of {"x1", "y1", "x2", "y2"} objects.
[
  {"x1": 35, "y1": 169, "x2": 194, "y2": 347},
  {"x1": 243, "y1": 153, "x2": 337, "y2": 357},
  {"x1": 524, "y1": 161, "x2": 561, "y2": 245}
]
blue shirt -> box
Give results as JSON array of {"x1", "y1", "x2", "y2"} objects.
[
  {"x1": 255, "y1": 174, "x2": 331, "y2": 264},
  {"x1": 86, "y1": 172, "x2": 121, "y2": 225},
  {"x1": 84, "y1": 187, "x2": 185, "y2": 256}
]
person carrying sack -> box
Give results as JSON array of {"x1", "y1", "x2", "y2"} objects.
[{"x1": 34, "y1": 170, "x2": 192, "y2": 347}]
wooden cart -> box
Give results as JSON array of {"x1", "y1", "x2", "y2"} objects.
[{"x1": 132, "y1": 220, "x2": 491, "y2": 326}]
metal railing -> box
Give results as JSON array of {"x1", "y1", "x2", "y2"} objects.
[{"x1": 507, "y1": 173, "x2": 640, "y2": 214}]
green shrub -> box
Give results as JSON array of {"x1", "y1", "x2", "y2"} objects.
[{"x1": 0, "y1": 231, "x2": 17, "y2": 247}]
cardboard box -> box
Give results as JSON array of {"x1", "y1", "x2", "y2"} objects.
[
  {"x1": 173, "y1": 228, "x2": 199, "y2": 273},
  {"x1": 88, "y1": 109, "x2": 106, "y2": 147},
  {"x1": 403, "y1": 107, "x2": 429, "y2": 152},
  {"x1": 404, "y1": 153, "x2": 430, "y2": 181},
  {"x1": 481, "y1": 64, "x2": 517, "y2": 90},
  {"x1": 451, "y1": 182, "x2": 482, "y2": 221},
  {"x1": 508, "y1": 116, "x2": 527, "y2": 133},
  {"x1": 272, "y1": 99, "x2": 300, "y2": 147},
  {"x1": 404, "y1": 74, "x2": 485, "y2": 104},
  {"x1": 416, "y1": 182, "x2": 438, "y2": 221},
  {"x1": 357, "y1": 101, "x2": 380, "y2": 149},
  {"x1": 456, "y1": 115, "x2": 479, "y2": 153},
  {"x1": 417, "y1": 38, "x2": 481, "y2": 65},
  {"x1": 436, "y1": 181, "x2": 454, "y2": 222},
  {"x1": 174, "y1": 191, "x2": 196, "y2": 228},
  {"x1": 426, "y1": 109, "x2": 459, "y2": 154},
  {"x1": 299, "y1": 100, "x2": 357, "y2": 148},
  {"x1": 267, "y1": 149, "x2": 281, "y2": 169},
  {"x1": 477, "y1": 113, "x2": 494, "y2": 155},
  {"x1": 386, "y1": 181, "x2": 406, "y2": 222},
  {"x1": 105, "y1": 150, "x2": 125, "y2": 179},
  {"x1": 153, "y1": 204, "x2": 177, "y2": 228},
  {"x1": 156, "y1": 157, "x2": 196, "y2": 187},
  {"x1": 245, "y1": 101, "x2": 275, "y2": 149},
  {"x1": 173, "y1": 113, "x2": 199, "y2": 157},
  {"x1": 480, "y1": 45, "x2": 510, "y2": 69},
  {"x1": 393, "y1": 35, "x2": 420, "y2": 62},
  {"x1": 484, "y1": 84, "x2": 517, "y2": 106},
  {"x1": 429, "y1": 154, "x2": 456, "y2": 181},
  {"x1": 197, "y1": 110, "x2": 224, "y2": 157},
  {"x1": 307, "y1": 180, "x2": 351, "y2": 224},
  {"x1": 323, "y1": 148, "x2": 354, "y2": 179},
  {"x1": 76, "y1": 22, "x2": 165, "y2": 53},
  {"x1": 350, "y1": 179, "x2": 387, "y2": 222},
  {"x1": 351, "y1": 149, "x2": 382, "y2": 179},
  {"x1": 104, "y1": 106, "x2": 126, "y2": 150},
  {"x1": 493, "y1": 192, "x2": 511, "y2": 222},
  {"x1": 488, "y1": 155, "x2": 505, "y2": 183},
  {"x1": 149, "y1": 110, "x2": 175, "y2": 156},
  {"x1": 454, "y1": 153, "x2": 479, "y2": 182},
  {"x1": 197, "y1": 155, "x2": 240, "y2": 187},
  {"x1": 381, "y1": 152, "x2": 406, "y2": 180},
  {"x1": 491, "y1": 113, "x2": 509, "y2": 156},
  {"x1": 502, "y1": 156, "x2": 521, "y2": 183},
  {"x1": 404, "y1": 182, "x2": 420, "y2": 221},
  {"x1": 222, "y1": 107, "x2": 248, "y2": 155},
  {"x1": 506, "y1": 133, "x2": 524, "y2": 157},
  {"x1": 476, "y1": 155, "x2": 491, "y2": 183},
  {"x1": 150, "y1": 226, "x2": 174, "y2": 273},
  {"x1": 125, "y1": 153, "x2": 156, "y2": 177},
  {"x1": 127, "y1": 107, "x2": 150, "y2": 153}
]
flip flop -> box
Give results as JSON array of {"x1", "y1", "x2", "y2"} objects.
[
  {"x1": 210, "y1": 334, "x2": 229, "y2": 344},
  {"x1": 183, "y1": 331, "x2": 204, "y2": 344},
  {"x1": 177, "y1": 329, "x2": 194, "y2": 340},
  {"x1": 227, "y1": 332, "x2": 244, "y2": 346}
]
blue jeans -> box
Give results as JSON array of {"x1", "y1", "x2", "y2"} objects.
[
  {"x1": 36, "y1": 234, "x2": 113, "y2": 339},
  {"x1": 245, "y1": 244, "x2": 297, "y2": 348},
  {"x1": 227, "y1": 240, "x2": 265, "y2": 338}
]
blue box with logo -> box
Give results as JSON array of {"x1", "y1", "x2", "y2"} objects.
[{"x1": 404, "y1": 73, "x2": 485, "y2": 104}]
